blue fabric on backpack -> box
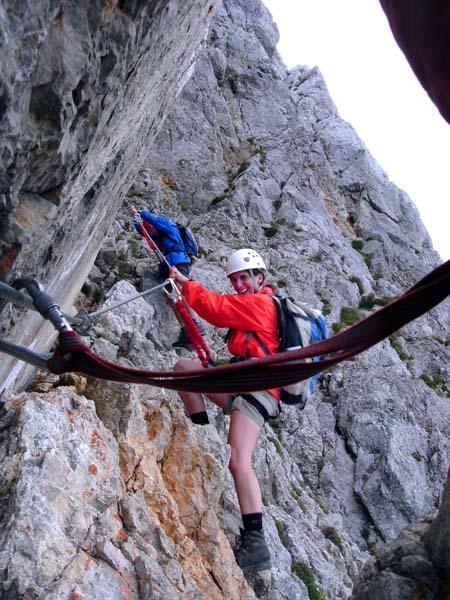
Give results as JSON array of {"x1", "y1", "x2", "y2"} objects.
[
  {"x1": 251, "y1": 296, "x2": 328, "y2": 409},
  {"x1": 138, "y1": 211, "x2": 191, "y2": 273},
  {"x1": 176, "y1": 224, "x2": 200, "y2": 258},
  {"x1": 307, "y1": 312, "x2": 328, "y2": 394}
]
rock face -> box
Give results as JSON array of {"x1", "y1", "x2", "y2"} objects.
[
  {"x1": 352, "y1": 473, "x2": 450, "y2": 599},
  {"x1": 0, "y1": 0, "x2": 220, "y2": 390},
  {"x1": 1, "y1": 0, "x2": 450, "y2": 598}
]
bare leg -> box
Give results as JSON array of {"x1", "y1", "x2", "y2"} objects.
[
  {"x1": 227, "y1": 410, "x2": 262, "y2": 514},
  {"x1": 173, "y1": 359, "x2": 230, "y2": 414},
  {"x1": 174, "y1": 359, "x2": 263, "y2": 514}
]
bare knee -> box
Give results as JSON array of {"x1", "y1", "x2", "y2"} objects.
[
  {"x1": 229, "y1": 447, "x2": 251, "y2": 478},
  {"x1": 173, "y1": 358, "x2": 201, "y2": 372}
]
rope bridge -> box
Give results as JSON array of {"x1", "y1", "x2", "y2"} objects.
[{"x1": 41, "y1": 258, "x2": 450, "y2": 393}]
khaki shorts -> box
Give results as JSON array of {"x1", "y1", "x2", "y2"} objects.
[{"x1": 226, "y1": 391, "x2": 280, "y2": 429}]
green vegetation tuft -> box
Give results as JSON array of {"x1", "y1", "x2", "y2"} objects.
[
  {"x1": 332, "y1": 306, "x2": 363, "y2": 333},
  {"x1": 291, "y1": 485, "x2": 303, "y2": 500},
  {"x1": 349, "y1": 276, "x2": 364, "y2": 294},
  {"x1": 128, "y1": 238, "x2": 141, "y2": 254},
  {"x1": 420, "y1": 373, "x2": 449, "y2": 397},
  {"x1": 359, "y1": 294, "x2": 393, "y2": 311},
  {"x1": 258, "y1": 147, "x2": 267, "y2": 164},
  {"x1": 264, "y1": 225, "x2": 279, "y2": 238},
  {"x1": 116, "y1": 259, "x2": 131, "y2": 280},
  {"x1": 268, "y1": 435, "x2": 284, "y2": 459},
  {"x1": 351, "y1": 239, "x2": 364, "y2": 252},
  {"x1": 210, "y1": 194, "x2": 226, "y2": 206},
  {"x1": 322, "y1": 526, "x2": 343, "y2": 552},
  {"x1": 292, "y1": 563, "x2": 325, "y2": 600},
  {"x1": 237, "y1": 160, "x2": 249, "y2": 175},
  {"x1": 275, "y1": 520, "x2": 288, "y2": 546},
  {"x1": 273, "y1": 199, "x2": 282, "y2": 210},
  {"x1": 321, "y1": 298, "x2": 331, "y2": 316},
  {"x1": 390, "y1": 340, "x2": 413, "y2": 361}
]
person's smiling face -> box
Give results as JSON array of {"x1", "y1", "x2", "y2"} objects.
[{"x1": 229, "y1": 270, "x2": 264, "y2": 294}]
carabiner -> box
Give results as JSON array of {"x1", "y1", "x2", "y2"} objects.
[{"x1": 163, "y1": 278, "x2": 182, "y2": 302}]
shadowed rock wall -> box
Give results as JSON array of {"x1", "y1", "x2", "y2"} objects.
[
  {"x1": 0, "y1": 0, "x2": 219, "y2": 390},
  {"x1": 1, "y1": 0, "x2": 450, "y2": 598}
]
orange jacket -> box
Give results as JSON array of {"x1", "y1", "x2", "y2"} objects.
[{"x1": 182, "y1": 281, "x2": 280, "y2": 399}]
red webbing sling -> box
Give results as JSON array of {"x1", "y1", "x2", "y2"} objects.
[
  {"x1": 46, "y1": 259, "x2": 450, "y2": 393},
  {"x1": 173, "y1": 297, "x2": 213, "y2": 367},
  {"x1": 379, "y1": 0, "x2": 450, "y2": 124},
  {"x1": 138, "y1": 222, "x2": 161, "y2": 255}
]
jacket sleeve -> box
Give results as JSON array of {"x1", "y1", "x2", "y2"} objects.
[
  {"x1": 182, "y1": 281, "x2": 275, "y2": 330},
  {"x1": 140, "y1": 211, "x2": 176, "y2": 237}
]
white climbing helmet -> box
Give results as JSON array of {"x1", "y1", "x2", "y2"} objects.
[{"x1": 225, "y1": 248, "x2": 266, "y2": 276}]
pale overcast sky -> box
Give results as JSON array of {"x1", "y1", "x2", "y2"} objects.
[{"x1": 262, "y1": 0, "x2": 450, "y2": 261}]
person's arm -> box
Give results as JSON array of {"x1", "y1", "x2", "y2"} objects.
[
  {"x1": 180, "y1": 280, "x2": 276, "y2": 330},
  {"x1": 128, "y1": 204, "x2": 144, "y2": 235},
  {"x1": 169, "y1": 266, "x2": 189, "y2": 290},
  {"x1": 140, "y1": 211, "x2": 175, "y2": 236},
  {"x1": 128, "y1": 204, "x2": 139, "y2": 219}
]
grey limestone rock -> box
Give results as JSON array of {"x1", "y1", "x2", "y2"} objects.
[
  {"x1": 1, "y1": 0, "x2": 450, "y2": 598},
  {"x1": 0, "y1": 0, "x2": 221, "y2": 390}
]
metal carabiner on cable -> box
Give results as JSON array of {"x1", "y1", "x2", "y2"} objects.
[{"x1": 163, "y1": 278, "x2": 182, "y2": 302}]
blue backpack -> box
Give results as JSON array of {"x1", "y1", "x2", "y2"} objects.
[
  {"x1": 252, "y1": 296, "x2": 328, "y2": 409},
  {"x1": 176, "y1": 223, "x2": 200, "y2": 259}
]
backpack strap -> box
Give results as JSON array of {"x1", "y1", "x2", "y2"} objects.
[
  {"x1": 240, "y1": 393, "x2": 270, "y2": 422},
  {"x1": 249, "y1": 331, "x2": 271, "y2": 356}
]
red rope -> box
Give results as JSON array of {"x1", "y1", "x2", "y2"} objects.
[
  {"x1": 174, "y1": 298, "x2": 213, "y2": 367},
  {"x1": 47, "y1": 258, "x2": 450, "y2": 394},
  {"x1": 138, "y1": 222, "x2": 158, "y2": 252}
]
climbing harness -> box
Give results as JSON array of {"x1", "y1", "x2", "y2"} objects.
[{"x1": 1, "y1": 258, "x2": 449, "y2": 394}]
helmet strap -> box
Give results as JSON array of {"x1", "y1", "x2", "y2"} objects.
[{"x1": 249, "y1": 269, "x2": 261, "y2": 293}]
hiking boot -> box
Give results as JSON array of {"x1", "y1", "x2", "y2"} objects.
[
  {"x1": 234, "y1": 528, "x2": 272, "y2": 572},
  {"x1": 172, "y1": 327, "x2": 193, "y2": 349}
]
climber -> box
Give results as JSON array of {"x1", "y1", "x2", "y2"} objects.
[
  {"x1": 128, "y1": 204, "x2": 203, "y2": 348},
  {"x1": 169, "y1": 248, "x2": 279, "y2": 573}
]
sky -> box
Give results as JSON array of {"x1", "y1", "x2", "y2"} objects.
[{"x1": 262, "y1": 0, "x2": 450, "y2": 261}]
